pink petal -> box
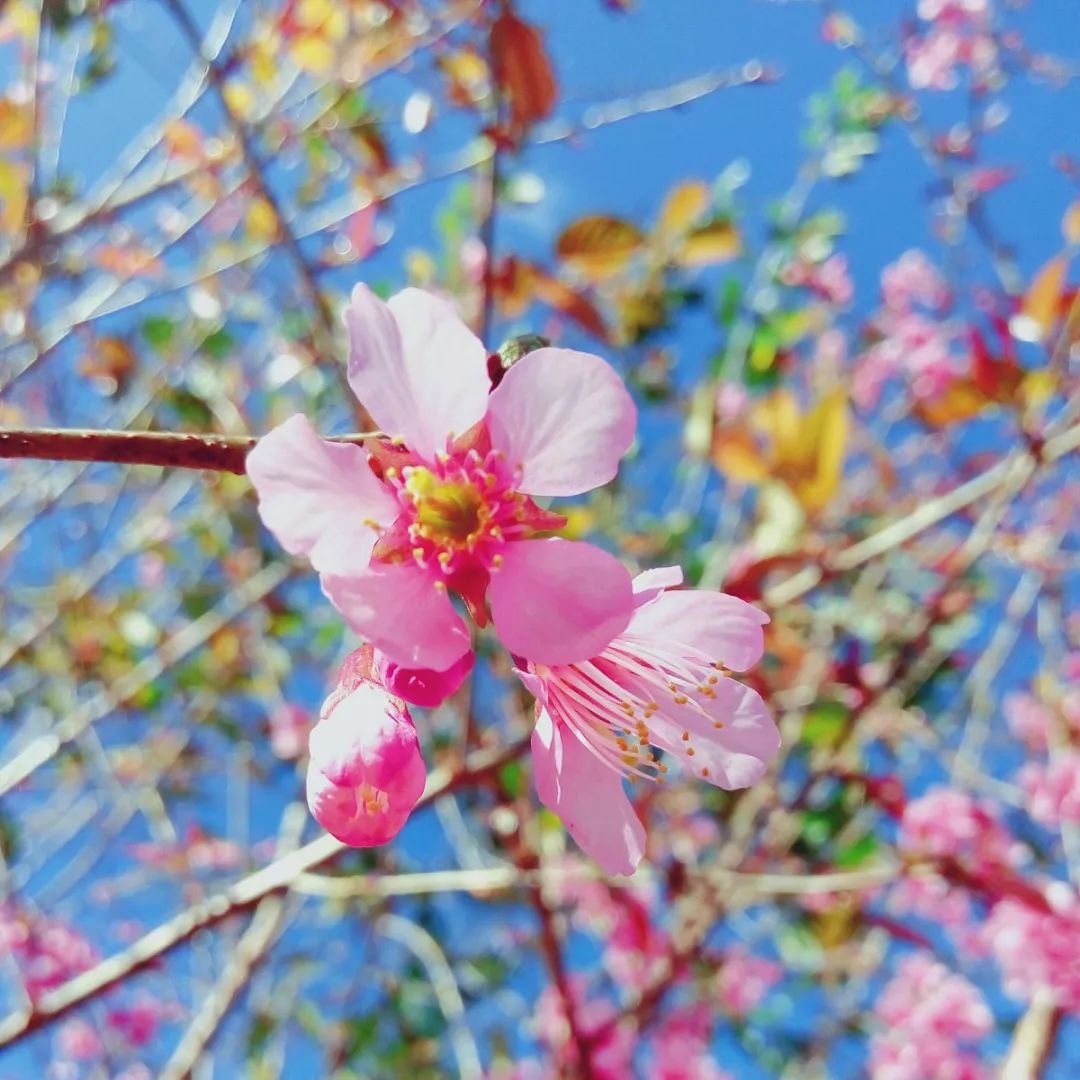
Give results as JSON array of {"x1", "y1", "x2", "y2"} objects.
[
  {"x1": 485, "y1": 347, "x2": 637, "y2": 496},
  {"x1": 532, "y1": 711, "x2": 645, "y2": 875},
  {"x1": 246, "y1": 414, "x2": 396, "y2": 572},
  {"x1": 650, "y1": 681, "x2": 779, "y2": 789},
  {"x1": 321, "y1": 562, "x2": 472, "y2": 673},
  {"x1": 489, "y1": 538, "x2": 633, "y2": 665},
  {"x1": 628, "y1": 589, "x2": 769, "y2": 671},
  {"x1": 345, "y1": 285, "x2": 489, "y2": 458},
  {"x1": 375, "y1": 650, "x2": 474, "y2": 708},
  {"x1": 631, "y1": 565, "x2": 683, "y2": 608}
]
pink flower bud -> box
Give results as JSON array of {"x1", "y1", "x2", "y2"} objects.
[
  {"x1": 306, "y1": 679, "x2": 426, "y2": 848},
  {"x1": 323, "y1": 643, "x2": 473, "y2": 711}
]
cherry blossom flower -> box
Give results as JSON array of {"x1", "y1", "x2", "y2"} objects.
[
  {"x1": 855, "y1": 250, "x2": 969, "y2": 408},
  {"x1": 986, "y1": 894, "x2": 1080, "y2": 1014},
  {"x1": 905, "y1": 0, "x2": 997, "y2": 91},
  {"x1": 870, "y1": 953, "x2": 992, "y2": 1080},
  {"x1": 248, "y1": 286, "x2": 637, "y2": 688},
  {"x1": 269, "y1": 702, "x2": 310, "y2": 760},
  {"x1": 1004, "y1": 691, "x2": 1056, "y2": 750},
  {"x1": 519, "y1": 567, "x2": 777, "y2": 874},
  {"x1": 717, "y1": 946, "x2": 783, "y2": 1016},
  {"x1": 898, "y1": 787, "x2": 1015, "y2": 872},
  {"x1": 0, "y1": 906, "x2": 98, "y2": 1002},
  {"x1": 306, "y1": 651, "x2": 427, "y2": 847},
  {"x1": 56, "y1": 1020, "x2": 102, "y2": 1063},
  {"x1": 1021, "y1": 750, "x2": 1080, "y2": 828},
  {"x1": 535, "y1": 976, "x2": 636, "y2": 1080},
  {"x1": 650, "y1": 1006, "x2": 733, "y2": 1080}
]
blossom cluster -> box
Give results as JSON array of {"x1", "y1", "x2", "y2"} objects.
[{"x1": 247, "y1": 286, "x2": 779, "y2": 874}]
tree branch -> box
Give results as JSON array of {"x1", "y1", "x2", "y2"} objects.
[
  {"x1": 0, "y1": 739, "x2": 528, "y2": 1048},
  {"x1": 0, "y1": 427, "x2": 376, "y2": 473}
]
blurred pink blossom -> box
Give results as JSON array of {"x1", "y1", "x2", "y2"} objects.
[
  {"x1": 269, "y1": 702, "x2": 310, "y2": 761},
  {"x1": 717, "y1": 946, "x2": 782, "y2": 1016},
  {"x1": 651, "y1": 1005, "x2": 733, "y2": 1080},
  {"x1": 870, "y1": 953, "x2": 992, "y2": 1080},
  {"x1": 1004, "y1": 691, "x2": 1056, "y2": 749},
  {"x1": 898, "y1": 787, "x2": 1014, "y2": 871},
  {"x1": 0, "y1": 906, "x2": 97, "y2": 1002},
  {"x1": 986, "y1": 894, "x2": 1080, "y2": 1013},
  {"x1": 56, "y1": 1020, "x2": 102, "y2": 1063},
  {"x1": 1020, "y1": 751, "x2": 1080, "y2": 828}
]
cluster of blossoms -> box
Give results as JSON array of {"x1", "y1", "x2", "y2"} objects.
[
  {"x1": 904, "y1": 0, "x2": 997, "y2": 92},
  {"x1": 854, "y1": 250, "x2": 970, "y2": 409},
  {"x1": 0, "y1": 905, "x2": 98, "y2": 1003},
  {"x1": 869, "y1": 953, "x2": 993, "y2": 1080},
  {"x1": 248, "y1": 285, "x2": 779, "y2": 873}
]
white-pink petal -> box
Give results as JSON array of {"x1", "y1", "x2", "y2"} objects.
[
  {"x1": 488, "y1": 538, "x2": 633, "y2": 665},
  {"x1": 631, "y1": 565, "x2": 684, "y2": 608},
  {"x1": 321, "y1": 561, "x2": 472, "y2": 673},
  {"x1": 628, "y1": 589, "x2": 769, "y2": 672},
  {"x1": 485, "y1": 347, "x2": 637, "y2": 497},
  {"x1": 650, "y1": 680, "x2": 779, "y2": 790},
  {"x1": 532, "y1": 710, "x2": 645, "y2": 875},
  {"x1": 345, "y1": 285, "x2": 490, "y2": 458},
  {"x1": 246, "y1": 413, "x2": 396, "y2": 573}
]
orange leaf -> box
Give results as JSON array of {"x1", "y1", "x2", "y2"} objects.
[
  {"x1": 533, "y1": 272, "x2": 609, "y2": 341},
  {"x1": 916, "y1": 380, "x2": 991, "y2": 426},
  {"x1": 657, "y1": 180, "x2": 709, "y2": 242},
  {"x1": 0, "y1": 98, "x2": 31, "y2": 150},
  {"x1": 676, "y1": 219, "x2": 742, "y2": 267},
  {"x1": 163, "y1": 119, "x2": 204, "y2": 159},
  {"x1": 712, "y1": 428, "x2": 769, "y2": 485},
  {"x1": 490, "y1": 10, "x2": 557, "y2": 138},
  {"x1": 1012, "y1": 254, "x2": 1070, "y2": 343},
  {"x1": 556, "y1": 215, "x2": 645, "y2": 280},
  {"x1": 81, "y1": 337, "x2": 137, "y2": 394}
]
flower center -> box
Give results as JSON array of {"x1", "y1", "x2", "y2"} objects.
[{"x1": 406, "y1": 468, "x2": 487, "y2": 546}]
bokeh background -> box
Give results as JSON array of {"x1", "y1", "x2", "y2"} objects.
[{"x1": 2, "y1": 0, "x2": 1080, "y2": 1076}]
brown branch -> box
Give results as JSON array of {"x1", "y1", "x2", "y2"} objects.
[
  {"x1": 0, "y1": 738, "x2": 528, "y2": 1048},
  {"x1": 0, "y1": 427, "x2": 377, "y2": 473}
]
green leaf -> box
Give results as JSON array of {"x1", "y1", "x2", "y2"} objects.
[
  {"x1": 142, "y1": 315, "x2": 176, "y2": 348},
  {"x1": 835, "y1": 833, "x2": 879, "y2": 868},
  {"x1": 802, "y1": 700, "x2": 850, "y2": 747}
]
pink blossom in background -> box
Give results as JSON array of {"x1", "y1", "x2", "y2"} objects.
[
  {"x1": 717, "y1": 946, "x2": 783, "y2": 1017},
  {"x1": 306, "y1": 662, "x2": 427, "y2": 847},
  {"x1": 247, "y1": 285, "x2": 638, "y2": 696},
  {"x1": 905, "y1": 0, "x2": 996, "y2": 91},
  {"x1": 651, "y1": 1005, "x2": 733, "y2": 1080},
  {"x1": 1004, "y1": 691, "x2": 1056, "y2": 750},
  {"x1": 714, "y1": 380, "x2": 749, "y2": 423},
  {"x1": 986, "y1": 894, "x2": 1080, "y2": 1014},
  {"x1": 107, "y1": 1002, "x2": 159, "y2": 1047},
  {"x1": 887, "y1": 873, "x2": 974, "y2": 934},
  {"x1": 870, "y1": 953, "x2": 992, "y2": 1080},
  {"x1": 1020, "y1": 750, "x2": 1080, "y2": 828},
  {"x1": 880, "y1": 250, "x2": 950, "y2": 312},
  {"x1": 856, "y1": 251, "x2": 968, "y2": 408},
  {"x1": 0, "y1": 906, "x2": 98, "y2": 1002},
  {"x1": 898, "y1": 787, "x2": 1015, "y2": 871},
  {"x1": 781, "y1": 253, "x2": 854, "y2": 307},
  {"x1": 519, "y1": 567, "x2": 778, "y2": 874},
  {"x1": 534, "y1": 977, "x2": 635, "y2": 1080},
  {"x1": 56, "y1": 1020, "x2": 102, "y2": 1063},
  {"x1": 269, "y1": 702, "x2": 310, "y2": 760}
]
